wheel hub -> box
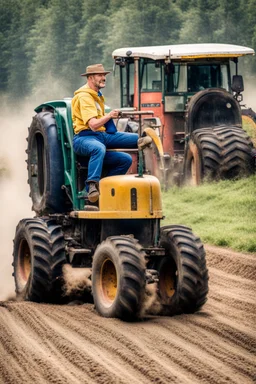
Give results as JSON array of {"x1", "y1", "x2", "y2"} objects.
[
  {"x1": 18, "y1": 239, "x2": 31, "y2": 286},
  {"x1": 159, "y1": 259, "x2": 176, "y2": 299},
  {"x1": 100, "y1": 259, "x2": 117, "y2": 305}
]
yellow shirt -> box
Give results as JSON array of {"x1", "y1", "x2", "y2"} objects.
[{"x1": 71, "y1": 84, "x2": 106, "y2": 134}]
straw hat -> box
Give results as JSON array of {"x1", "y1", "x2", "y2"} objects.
[{"x1": 81, "y1": 64, "x2": 110, "y2": 77}]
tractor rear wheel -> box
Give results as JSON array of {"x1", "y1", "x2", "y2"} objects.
[
  {"x1": 184, "y1": 126, "x2": 254, "y2": 185},
  {"x1": 216, "y1": 125, "x2": 254, "y2": 179},
  {"x1": 13, "y1": 218, "x2": 67, "y2": 303},
  {"x1": 157, "y1": 225, "x2": 208, "y2": 315},
  {"x1": 92, "y1": 236, "x2": 146, "y2": 320},
  {"x1": 27, "y1": 111, "x2": 66, "y2": 214}
]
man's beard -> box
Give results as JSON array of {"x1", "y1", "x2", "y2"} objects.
[
  {"x1": 93, "y1": 79, "x2": 106, "y2": 90},
  {"x1": 98, "y1": 81, "x2": 106, "y2": 89}
]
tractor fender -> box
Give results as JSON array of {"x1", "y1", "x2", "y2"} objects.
[
  {"x1": 143, "y1": 127, "x2": 164, "y2": 157},
  {"x1": 143, "y1": 127, "x2": 171, "y2": 189},
  {"x1": 186, "y1": 88, "x2": 242, "y2": 133},
  {"x1": 27, "y1": 111, "x2": 66, "y2": 214}
]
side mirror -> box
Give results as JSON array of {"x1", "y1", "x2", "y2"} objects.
[
  {"x1": 231, "y1": 75, "x2": 244, "y2": 93},
  {"x1": 115, "y1": 58, "x2": 126, "y2": 67}
]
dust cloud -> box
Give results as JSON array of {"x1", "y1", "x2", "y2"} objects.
[
  {"x1": 0, "y1": 77, "x2": 75, "y2": 301},
  {"x1": 0, "y1": 101, "x2": 33, "y2": 300},
  {"x1": 62, "y1": 264, "x2": 92, "y2": 297},
  {"x1": 139, "y1": 283, "x2": 162, "y2": 318}
]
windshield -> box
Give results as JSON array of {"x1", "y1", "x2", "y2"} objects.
[
  {"x1": 165, "y1": 62, "x2": 230, "y2": 93},
  {"x1": 187, "y1": 64, "x2": 229, "y2": 92}
]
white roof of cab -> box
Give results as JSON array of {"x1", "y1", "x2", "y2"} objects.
[{"x1": 112, "y1": 44, "x2": 255, "y2": 60}]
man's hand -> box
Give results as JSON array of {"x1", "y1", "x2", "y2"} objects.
[
  {"x1": 88, "y1": 109, "x2": 120, "y2": 131},
  {"x1": 108, "y1": 109, "x2": 120, "y2": 119}
]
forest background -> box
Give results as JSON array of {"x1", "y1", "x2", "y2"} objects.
[{"x1": 1, "y1": 0, "x2": 256, "y2": 106}]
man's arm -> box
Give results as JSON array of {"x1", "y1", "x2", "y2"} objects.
[{"x1": 88, "y1": 109, "x2": 119, "y2": 131}]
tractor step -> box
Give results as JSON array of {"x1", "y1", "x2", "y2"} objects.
[{"x1": 67, "y1": 247, "x2": 92, "y2": 263}]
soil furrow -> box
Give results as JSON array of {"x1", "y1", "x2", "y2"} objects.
[{"x1": 0, "y1": 246, "x2": 255, "y2": 384}]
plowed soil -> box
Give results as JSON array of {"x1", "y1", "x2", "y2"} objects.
[{"x1": 0, "y1": 245, "x2": 255, "y2": 384}]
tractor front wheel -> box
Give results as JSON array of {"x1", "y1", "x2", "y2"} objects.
[
  {"x1": 92, "y1": 236, "x2": 146, "y2": 320},
  {"x1": 157, "y1": 225, "x2": 209, "y2": 315}
]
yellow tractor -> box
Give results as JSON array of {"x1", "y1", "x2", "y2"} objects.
[{"x1": 12, "y1": 102, "x2": 208, "y2": 319}]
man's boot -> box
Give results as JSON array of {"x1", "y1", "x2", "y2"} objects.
[{"x1": 88, "y1": 182, "x2": 99, "y2": 203}]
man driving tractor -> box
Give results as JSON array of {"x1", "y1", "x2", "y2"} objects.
[{"x1": 71, "y1": 63, "x2": 151, "y2": 203}]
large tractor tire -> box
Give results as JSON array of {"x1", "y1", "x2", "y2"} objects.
[
  {"x1": 13, "y1": 218, "x2": 67, "y2": 303},
  {"x1": 184, "y1": 126, "x2": 254, "y2": 185},
  {"x1": 156, "y1": 225, "x2": 208, "y2": 315},
  {"x1": 92, "y1": 236, "x2": 146, "y2": 320},
  {"x1": 27, "y1": 111, "x2": 66, "y2": 214},
  {"x1": 216, "y1": 125, "x2": 254, "y2": 179},
  {"x1": 184, "y1": 128, "x2": 221, "y2": 185}
]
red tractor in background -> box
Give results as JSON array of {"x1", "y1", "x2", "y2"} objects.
[{"x1": 112, "y1": 43, "x2": 255, "y2": 187}]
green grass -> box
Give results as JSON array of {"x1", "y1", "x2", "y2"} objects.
[
  {"x1": 243, "y1": 118, "x2": 256, "y2": 146},
  {"x1": 162, "y1": 175, "x2": 256, "y2": 253}
]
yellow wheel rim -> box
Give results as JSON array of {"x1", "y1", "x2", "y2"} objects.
[
  {"x1": 159, "y1": 259, "x2": 176, "y2": 299},
  {"x1": 100, "y1": 259, "x2": 117, "y2": 304},
  {"x1": 18, "y1": 239, "x2": 31, "y2": 284},
  {"x1": 190, "y1": 142, "x2": 201, "y2": 186},
  {"x1": 191, "y1": 157, "x2": 197, "y2": 186}
]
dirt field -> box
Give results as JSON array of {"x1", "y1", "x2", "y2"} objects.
[{"x1": 0, "y1": 245, "x2": 255, "y2": 384}]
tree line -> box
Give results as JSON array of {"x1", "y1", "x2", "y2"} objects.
[{"x1": 0, "y1": 0, "x2": 255, "y2": 101}]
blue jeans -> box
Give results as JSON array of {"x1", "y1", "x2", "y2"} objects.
[{"x1": 73, "y1": 131, "x2": 138, "y2": 188}]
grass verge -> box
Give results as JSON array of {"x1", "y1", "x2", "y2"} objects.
[
  {"x1": 242, "y1": 116, "x2": 256, "y2": 146},
  {"x1": 162, "y1": 175, "x2": 256, "y2": 253}
]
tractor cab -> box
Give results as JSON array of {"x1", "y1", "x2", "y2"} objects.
[{"x1": 113, "y1": 44, "x2": 254, "y2": 133}]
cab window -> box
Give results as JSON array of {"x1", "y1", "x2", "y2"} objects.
[
  {"x1": 120, "y1": 62, "x2": 134, "y2": 107},
  {"x1": 165, "y1": 64, "x2": 187, "y2": 93},
  {"x1": 187, "y1": 64, "x2": 229, "y2": 92},
  {"x1": 141, "y1": 61, "x2": 162, "y2": 91}
]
